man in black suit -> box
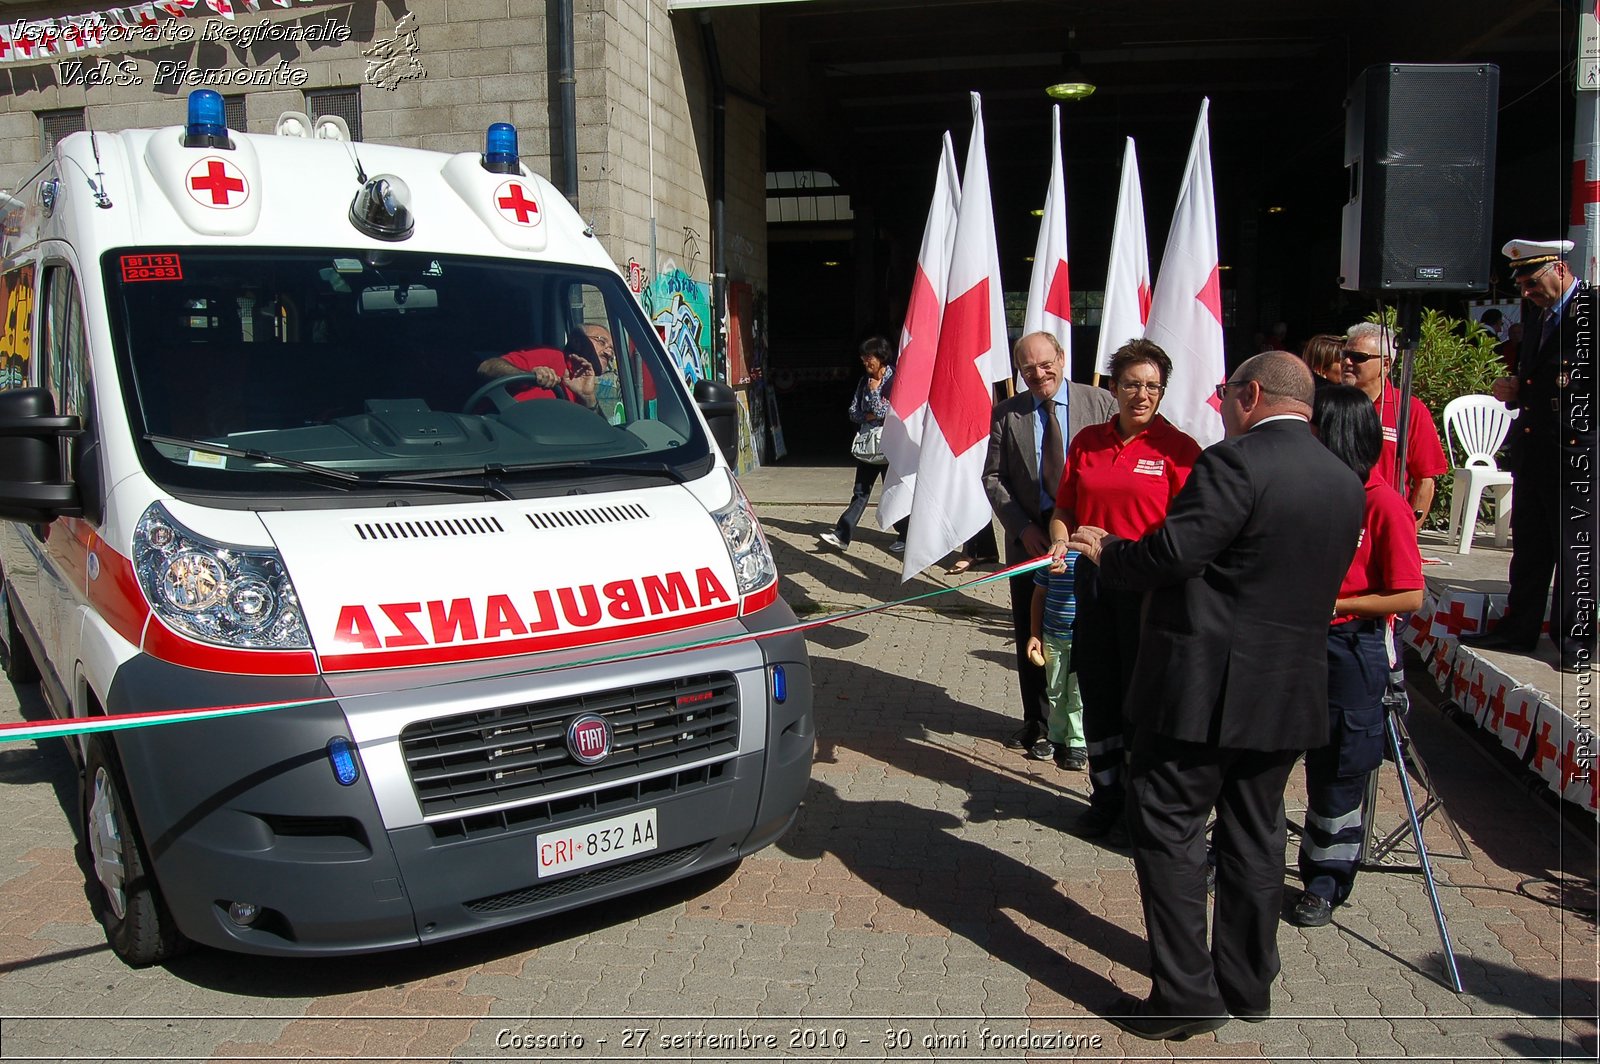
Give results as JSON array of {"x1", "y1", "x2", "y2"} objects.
[
  {"x1": 1066, "y1": 352, "x2": 1364, "y2": 1040},
  {"x1": 1462, "y1": 239, "x2": 1595, "y2": 673},
  {"x1": 983, "y1": 332, "x2": 1116, "y2": 761}
]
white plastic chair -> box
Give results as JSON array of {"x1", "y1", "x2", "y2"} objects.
[{"x1": 1443, "y1": 394, "x2": 1516, "y2": 554}]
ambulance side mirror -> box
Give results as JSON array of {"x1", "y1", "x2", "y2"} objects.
[
  {"x1": 693, "y1": 379, "x2": 737, "y2": 464},
  {"x1": 0, "y1": 388, "x2": 83, "y2": 523}
]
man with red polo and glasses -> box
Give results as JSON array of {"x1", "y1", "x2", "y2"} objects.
[{"x1": 1340, "y1": 321, "x2": 1447, "y2": 528}]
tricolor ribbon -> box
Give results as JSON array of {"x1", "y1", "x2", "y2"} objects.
[{"x1": 0, "y1": 556, "x2": 1054, "y2": 745}]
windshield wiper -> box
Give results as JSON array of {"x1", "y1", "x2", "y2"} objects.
[
  {"x1": 145, "y1": 435, "x2": 514, "y2": 500},
  {"x1": 145, "y1": 434, "x2": 360, "y2": 488},
  {"x1": 390, "y1": 459, "x2": 686, "y2": 485}
]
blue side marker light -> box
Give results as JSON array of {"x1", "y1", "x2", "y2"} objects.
[
  {"x1": 184, "y1": 89, "x2": 232, "y2": 149},
  {"x1": 326, "y1": 736, "x2": 361, "y2": 786},
  {"x1": 483, "y1": 122, "x2": 520, "y2": 174},
  {"x1": 772, "y1": 665, "x2": 788, "y2": 704}
]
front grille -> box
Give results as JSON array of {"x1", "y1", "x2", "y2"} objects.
[
  {"x1": 428, "y1": 761, "x2": 732, "y2": 842},
  {"x1": 464, "y1": 844, "x2": 704, "y2": 913},
  {"x1": 400, "y1": 672, "x2": 740, "y2": 820}
]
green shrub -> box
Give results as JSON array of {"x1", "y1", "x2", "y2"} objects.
[{"x1": 1367, "y1": 306, "x2": 1507, "y2": 529}]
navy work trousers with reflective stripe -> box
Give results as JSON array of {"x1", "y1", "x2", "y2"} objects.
[{"x1": 1298, "y1": 623, "x2": 1388, "y2": 906}]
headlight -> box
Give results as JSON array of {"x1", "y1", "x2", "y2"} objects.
[
  {"x1": 710, "y1": 471, "x2": 776, "y2": 596},
  {"x1": 133, "y1": 502, "x2": 309, "y2": 650}
]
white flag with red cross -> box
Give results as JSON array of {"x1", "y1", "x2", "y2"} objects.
[
  {"x1": 879, "y1": 132, "x2": 961, "y2": 531},
  {"x1": 1021, "y1": 104, "x2": 1071, "y2": 387},
  {"x1": 1095, "y1": 137, "x2": 1152, "y2": 379},
  {"x1": 1569, "y1": 84, "x2": 1598, "y2": 284},
  {"x1": 1144, "y1": 98, "x2": 1225, "y2": 446},
  {"x1": 901, "y1": 92, "x2": 1010, "y2": 580}
]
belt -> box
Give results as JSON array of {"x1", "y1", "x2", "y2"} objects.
[{"x1": 1329, "y1": 618, "x2": 1380, "y2": 633}]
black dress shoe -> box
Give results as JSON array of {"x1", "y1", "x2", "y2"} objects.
[
  {"x1": 1006, "y1": 722, "x2": 1043, "y2": 750},
  {"x1": 1223, "y1": 1000, "x2": 1270, "y2": 1023},
  {"x1": 1459, "y1": 630, "x2": 1538, "y2": 652},
  {"x1": 1073, "y1": 803, "x2": 1124, "y2": 839},
  {"x1": 1102, "y1": 994, "x2": 1228, "y2": 1042},
  {"x1": 1289, "y1": 891, "x2": 1333, "y2": 927}
]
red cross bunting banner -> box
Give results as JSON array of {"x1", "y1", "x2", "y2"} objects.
[
  {"x1": 1527, "y1": 700, "x2": 1574, "y2": 795},
  {"x1": 1400, "y1": 598, "x2": 1435, "y2": 655},
  {"x1": 1428, "y1": 590, "x2": 1489, "y2": 642},
  {"x1": 1471, "y1": 664, "x2": 1516, "y2": 731},
  {"x1": 1095, "y1": 137, "x2": 1152, "y2": 380},
  {"x1": 1555, "y1": 706, "x2": 1599, "y2": 813},
  {"x1": 1426, "y1": 637, "x2": 1456, "y2": 689},
  {"x1": 879, "y1": 131, "x2": 960, "y2": 533},
  {"x1": 901, "y1": 92, "x2": 1011, "y2": 580},
  {"x1": 1495, "y1": 687, "x2": 1542, "y2": 760},
  {"x1": 1021, "y1": 104, "x2": 1072, "y2": 387},
  {"x1": 1144, "y1": 98, "x2": 1225, "y2": 447}
]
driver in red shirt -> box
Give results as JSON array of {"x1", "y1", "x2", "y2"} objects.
[{"x1": 477, "y1": 342, "x2": 598, "y2": 406}]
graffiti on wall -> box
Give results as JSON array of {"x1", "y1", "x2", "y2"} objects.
[
  {"x1": 642, "y1": 263, "x2": 712, "y2": 386},
  {"x1": 0, "y1": 263, "x2": 35, "y2": 391}
]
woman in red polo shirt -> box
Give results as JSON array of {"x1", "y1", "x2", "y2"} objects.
[
  {"x1": 1046, "y1": 338, "x2": 1201, "y2": 843},
  {"x1": 1290, "y1": 384, "x2": 1423, "y2": 929}
]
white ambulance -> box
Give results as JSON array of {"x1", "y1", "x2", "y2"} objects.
[{"x1": 0, "y1": 91, "x2": 812, "y2": 964}]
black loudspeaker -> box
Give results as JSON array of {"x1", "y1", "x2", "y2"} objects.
[{"x1": 1339, "y1": 63, "x2": 1499, "y2": 292}]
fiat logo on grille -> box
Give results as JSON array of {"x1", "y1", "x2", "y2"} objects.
[{"x1": 566, "y1": 714, "x2": 612, "y2": 765}]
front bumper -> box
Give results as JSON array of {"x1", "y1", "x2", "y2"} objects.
[{"x1": 105, "y1": 606, "x2": 812, "y2": 956}]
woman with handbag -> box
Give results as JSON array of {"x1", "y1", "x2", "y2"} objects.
[{"x1": 819, "y1": 336, "x2": 910, "y2": 553}]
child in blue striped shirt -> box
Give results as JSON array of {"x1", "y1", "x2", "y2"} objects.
[{"x1": 1025, "y1": 550, "x2": 1087, "y2": 770}]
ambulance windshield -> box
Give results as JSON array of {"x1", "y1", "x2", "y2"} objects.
[{"x1": 105, "y1": 248, "x2": 715, "y2": 495}]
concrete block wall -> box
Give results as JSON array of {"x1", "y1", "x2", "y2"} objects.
[{"x1": 0, "y1": 0, "x2": 768, "y2": 403}]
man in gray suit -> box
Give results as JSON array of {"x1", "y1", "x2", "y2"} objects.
[
  {"x1": 982, "y1": 332, "x2": 1116, "y2": 761},
  {"x1": 1068, "y1": 353, "x2": 1364, "y2": 1040}
]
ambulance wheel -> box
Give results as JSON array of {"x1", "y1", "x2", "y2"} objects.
[
  {"x1": 463, "y1": 373, "x2": 560, "y2": 413},
  {"x1": 1, "y1": 585, "x2": 39, "y2": 684},
  {"x1": 82, "y1": 737, "x2": 187, "y2": 966}
]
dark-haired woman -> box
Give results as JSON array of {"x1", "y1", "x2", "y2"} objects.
[
  {"x1": 1047, "y1": 338, "x2": 1201, "y2": 842},
  {"x1": 819, "y1": 336, "x2": 909, "y2": 552},
  {"x1": 1292, "y1": 384, "x2": 1424, "y2": 928}
]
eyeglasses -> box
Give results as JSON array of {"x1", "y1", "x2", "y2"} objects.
[
  {"x1": 1515, "y1": 263, "x2": 1555, "y2": 292},
  {"x1": 1339, "y1": 348, "x2": 1380, "y2": 365},
  {"x1": 1117, "y1": 381, "x2": 1164, "y2": 396},
  {"x1": 1213, "y1": 381, "x2": 1240, "y2": 400}
]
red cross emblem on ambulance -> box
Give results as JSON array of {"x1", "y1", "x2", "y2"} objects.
[
  {"x1": 494, "y1": 180, "x2": 543, "y2": 227},
  {"x1": 185, "y1": 157, "x2": 250, "y2": 210}
]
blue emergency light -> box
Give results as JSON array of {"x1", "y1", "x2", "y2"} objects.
[
  {"x1": 772, "y1": 665, "x2": 788, "y2": 704},
  {"x1": 326, "y1": 736, "x2": 361, "y2": 786},
  {"x1": 183, "y1": 89, "x2": 233, "y2": 150},
  {"x1": 483, "y1": 122, "x2": 520, "y2": 174}
]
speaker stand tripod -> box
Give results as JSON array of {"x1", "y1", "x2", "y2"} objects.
[
  {"x1": 1360, "y1": 707, "x2": 1470, "y2": 865},
  {"x1": 1356, "y1": 706, "x2": 1465, "y2": 993}
]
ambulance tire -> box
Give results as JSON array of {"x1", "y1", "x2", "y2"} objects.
[
  {"x1": 82, "y1": 737, "x2": 188, "y2": 966},
  {"x1": 2, "y1": 585, "x2": 39, "y2": 684}
]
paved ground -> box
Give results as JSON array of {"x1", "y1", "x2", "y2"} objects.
[{"x1": 0, "y1": 461, "x2": 1594, "y2": 1063}]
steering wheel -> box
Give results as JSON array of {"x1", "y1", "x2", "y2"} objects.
[{"x1": 463, "y1": 373, "x2": 572, "y2": 413}]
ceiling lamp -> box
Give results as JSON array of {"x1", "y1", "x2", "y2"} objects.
[{"x1": 1046, "y1": 29, "x2": 1096, "y2": 101}]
